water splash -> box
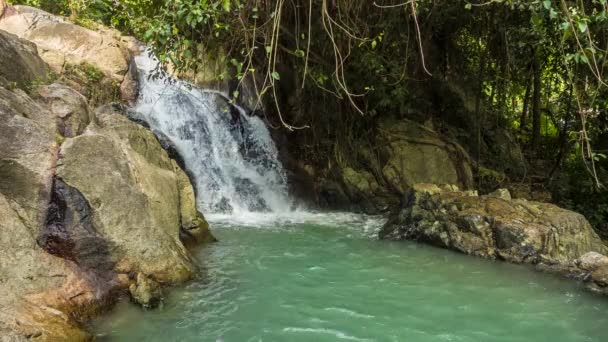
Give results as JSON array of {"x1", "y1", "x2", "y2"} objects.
[{"x1": 132, "y1": 52, "x2": 290, "y2": 214}]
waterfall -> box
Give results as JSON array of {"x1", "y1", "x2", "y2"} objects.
[{"x1": 131, "y1": 52, "x2": 291, "y2": 215}]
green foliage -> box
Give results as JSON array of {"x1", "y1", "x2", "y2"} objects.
[{"x1": 558, "y1": 152, "x2": 608, "y2": 238}]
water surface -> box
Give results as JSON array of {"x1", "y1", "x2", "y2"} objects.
[{"x1": 95, "y1": 213, "x2": 608, "y2": 341}]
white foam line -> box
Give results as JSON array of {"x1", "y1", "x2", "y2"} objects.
[
  {"x1": 282, "y1": 327, "x2": 374, "y2": 341},
  {"x1": 324, "y1": 307, "x2": 375, "y2": 319}
]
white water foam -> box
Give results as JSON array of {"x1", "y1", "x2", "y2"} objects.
[{"x1": 132, "y1": 51, "x2": 291, "y2": 215}]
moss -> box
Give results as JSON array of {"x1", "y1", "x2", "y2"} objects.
[
  {"x1": 60, "y1": 62, "x2": 120, "y2": 106},
  {"x1": 476, "y1": 166, "x2": 507, "y2": 193}
]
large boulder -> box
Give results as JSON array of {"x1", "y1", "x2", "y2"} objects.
[
  {"x1": 57, "y1": 104, "x2": 212, "y2": 284},
  {"x1": 381, "y1": 185, "x2": 608, "y2": 265},
  {"x1": 321, "y1": 119, "x2": 474, "y2": 213},
  {"x1": 379, "y1": 119, "x2": 473, "y2": 192},
  {"x1": 0, "y1": 30, "x2": 50, "y2": 89},
  {"x1": 0, "y1": 5, "x2": 130, "y2": 81}
]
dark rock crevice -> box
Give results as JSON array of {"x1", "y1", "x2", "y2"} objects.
[{"x1": 39, "y1": 177, "x2": 115, "y2": 273}]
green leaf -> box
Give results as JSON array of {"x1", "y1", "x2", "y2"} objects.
[
  {"x1": 578, "y1": 21, "x2": 588, "y2": 33},
  {"x1": 465, "y1": 3, "x2": 472, "y2": 10},
  {"x1": 371, "y1": 40, "x2": 377, "y2": 49},
  {"x1": 222, "y1": 0, "x2": 230, "y2": 12},
  {"x1": 543, "y1": 0, "x2": 551, "y2": 10},
  {"x1": 271, "y1": 71, "x2": 281, "y2": 80},
  {"x1": 550, "y1": 9, "x2": 557, "y2": 19}
]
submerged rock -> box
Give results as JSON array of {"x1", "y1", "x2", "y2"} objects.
[{"x1": 129, "y1": 273, "x2": 163, "y2": 309}]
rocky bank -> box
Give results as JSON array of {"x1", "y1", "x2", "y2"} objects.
[
  {"x1": 381, "y1": 184, "x2": 608, "y2": 296},
  {"x1": 0, "y1": 4, "x2": 213, "y2": 340}
]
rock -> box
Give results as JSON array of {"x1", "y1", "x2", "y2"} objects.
[
  {"x1": 129, "y1": 273, "x2": 163, "y2": 309},
  {"x1": 0, "y1": 28, "x2": 213, "y2": 339},
  {"x1": 379, "y1": 119, "x2": 473, "y2": 193},
  {"x1": 0, "y1": 86, "x2": 123, "y2": 340},
  {"x1": 341, "y1": 167, "x2": 390, "y2": 213},
  {"x1": 0, "y1": 5, "x2": 129, "y2": 80},
  {"x1": 591, "y1": 266, "x2": 608, "y2": 287},
  {"x1": 320, "y1": 119, "x2": 474, "y2": 213},
  {"x1": 0, "y1": 30, "x2": 50, "y2": 90},
  {"x1": 317, "y1": 179, "x2": 352, "y2": 211},
  {"x1": 0, "y1": 86, "x2": 56, "y2": 229},
  {"x1": 38, "y1": 83, "x2": 91, "y2": 137},
  {"x1": 488, "y1": 188, "x2": 512, "y2": 201},
  {"x1": 120, "y1": 60, "x2": 139, "y2": 106},
  {"x1": 381, "y1": 185, "x2": 608, "y2": 265},
  {"x1": 577, "y1": 252, "x2": 608, "y2": 272},
  {"x1": 176, "y1": 165, "x2": 216, "y2": 247},
  {"x1": 57, "y1": 104, "x2": 212, "y2": 284}
]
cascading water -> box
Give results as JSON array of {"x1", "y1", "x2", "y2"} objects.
[{"x1": 131, "y1": 52, "x2": 291, "y2": 215}]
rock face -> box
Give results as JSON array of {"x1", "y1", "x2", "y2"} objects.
[
  {"x1": 318, "y1": 119, "x2": 473, "y2": 213},
  {"x1": 38, "y1": 83, "x2": 91, "y2": 137},
  {"x1": 0, "y1": 5, "x2": 130, "y2": 81},
  {"x1": 0, "y1": 30, "x2": 50, "y2": 89},
  {"x1": 379, "y1": 120, "x2": 473, "y2": 193},
  {"x1": 57, "y1": 104, "x2": 210, "y2": 284},
  {"x1": 381, "y1": 185, "x2": 607, "y2": 263},
  {"x1": 0, "y1": 28, "x2": 213, "y2": 340}
]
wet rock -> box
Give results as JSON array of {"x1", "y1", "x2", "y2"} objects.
[
  {"x1": 318, "y1": 179, "x2": 351, "y2": 211},
  {"x1": 176, "y1": 165, "x2": 216, "y2": 247},
  {"x1": 591, "y1": 266, "x2": 608, "y2": 287},
  {"x1": 129, "y1": 273, "x2": 163, "y2": 309},
  {"x1": 120, "y1": 60, "x2": 139, "y2": 106},
  {"x1": 39, "y1": 178, "x2": 115, "y2": 272}
]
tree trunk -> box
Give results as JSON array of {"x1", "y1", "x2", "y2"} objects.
[
  {"x1": 531, "y1": 54, "x2": 542, "y2": 152},
  {"x1": 520, "y1": 69, "x2": 532, "y2": 132}
]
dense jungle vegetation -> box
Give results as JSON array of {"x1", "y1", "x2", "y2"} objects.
[{"x1": 10, "y1": 0, "x2": 608, "y2": 235}]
